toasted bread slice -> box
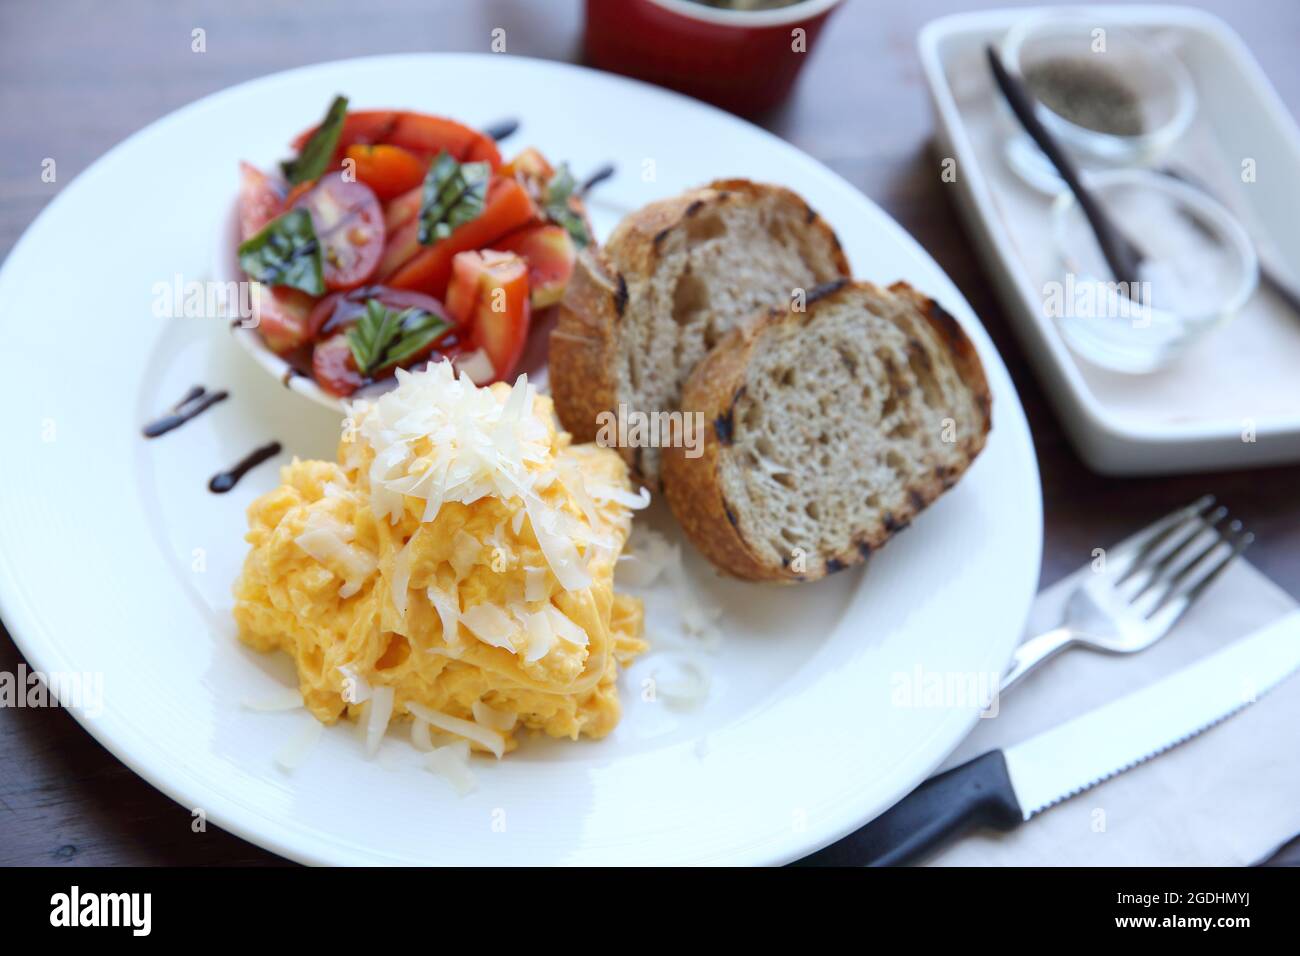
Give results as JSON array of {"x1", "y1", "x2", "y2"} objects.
[
  {"x1": 548, "y1": 179, "x2": 850, "y2": 488},
  {"x1": 660, "y1": 280, "x2": 992, "y2": 582}
]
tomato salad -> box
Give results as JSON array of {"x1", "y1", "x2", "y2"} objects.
[{"x1": 235, "y1": 96, "x2": 591, "y2": 397}]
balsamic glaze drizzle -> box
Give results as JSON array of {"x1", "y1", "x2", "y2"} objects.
[
  {"x1": 579, "y1": 163, "x2": 616, "y2": 197},
  {"x1": 209, "y1": 442, "x2": 282, "y2": 494},
  {"x1": 482, "y1": 117, "x2": 520, "y2": 142},
  {"x1": 142, "y1": 385, "x2": 230, "y2": 438}
]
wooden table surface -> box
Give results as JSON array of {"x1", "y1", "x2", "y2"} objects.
[{"x1": 1, "y1": 0, "x2": 1297, "y2": 866}]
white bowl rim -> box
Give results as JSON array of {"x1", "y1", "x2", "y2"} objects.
[
  {"x1": 1049, "y1": 167, "x2": 1260, "y2": 325},
  {"x1": 1000, "y1": 10, "x2": 1198, "y2": 154}
]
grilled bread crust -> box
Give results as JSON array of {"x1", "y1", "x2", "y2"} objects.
[
  {"x1": 548, "y1": 178, "x2": 850, "y2": 487},
  {"x1": 660, "y1": 280, "x2": 992, "y2": 582}
]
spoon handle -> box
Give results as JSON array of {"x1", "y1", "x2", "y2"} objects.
[{"x1": 986, "y1": 45, "x2": 1145, "y2": 287}]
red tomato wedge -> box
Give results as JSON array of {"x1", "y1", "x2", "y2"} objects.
[
  {"x1": 237, "y1": 162, "x2": 284, "y2": 241},
  {"x1": 377, "y1": 218, "x2": 424, "y2": 284},
  {"x1": 384, "y1": 185, "x2": 424, "y2": 232},
  {"x1": 292, "y1": 110, "x2": 501, "y2": 170},
  {"x1": 500, "y1": 147, "x2": 557, "y2": 204},
  {"x1": 444, "y1": 250, "x2": 531, "y2": 382},
  {"x1": 500, "y1": 147, "x2": 555, "y2": 182},
  {"x1": 291, "y1": 173, "x2": 385, "y2": 291},
  {"x1": 251, "y1": 284, "x2": 317, "y2": 354},
  {"x1": 492, "y1": 224, "x2": 576, "y2": 308},
  {"x1": 283, "y1": 179, "x2": 315, "y2": 209},
  {"x1": 383, "y1": 176, "x2": 537, "y2": 298},
  {"x1": 345, "y1": 144, "x2": 427, "y2": 201}
]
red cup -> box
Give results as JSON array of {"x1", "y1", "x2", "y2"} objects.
[{"x1": 583, "y1": 0, "x2": 844, "y2": 116}]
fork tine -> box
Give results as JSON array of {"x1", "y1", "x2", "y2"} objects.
[
  {"x1": 1147, "y1": 524, "x2": 1254, "y2": 622},
  {"x1": 1126, "y1": 505, "x2": 1228, "y2": 603},
  {"x1": 1152, "y1": 515, "x2": 1237, "y2": 600},
  {"x1": 1115, "y1": 495, "x2": 1216, "y2": 585}
]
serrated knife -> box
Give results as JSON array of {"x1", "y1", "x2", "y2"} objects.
[{"x1": 803, "y1": 610, "x2": 1300, "y2": 866}]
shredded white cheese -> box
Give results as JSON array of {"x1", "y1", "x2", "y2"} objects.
[
  {"x1": 391, "y1": 538, "x2": 414, "y2": 618},
  {"x1": 405, "y1": 701, "x2": 506, "y2": 758},
  {"x1": 349, "y1": 364, "x2": 620, "y2": 595},
  {"x1": 427, "y1": 585, "x2": 461, "y2": 644},
  {"x1": 544, "y1": 604, "x2": 589, "y2": 648},
  {"x1": 524, "y1": 566, "x2": 548, "y2": 602},
  {"x1": 337, "y1": 663, "x2": 373, "y2": 704},
  {"x1": 460, "y1": 603, "x2": 517, "y2": 651},
  {"x1": 411, "y1": 717, "x2": 434, "y2": 752},
  {"x1": 426, "y1": 740, "x2": 477, "y2": 795},
  {"x1": 521, "y1": 608, "x2": 555, "y2": 662},
  {"x1": 294, "y1": 511, "x2": 376, "y2": 597},
  {"x1": 450, "y1": 529, "x2": 481, "y2": 579},
  {"x1": 472, "y1": 700, "x2": 518, "y2": 732},
  {"x1": 240, "y1": 687, "x2": 305, "y2": 712},
  {"x1": 651, "y1": 655, "x2": 712, "y2": 708},
  {"x1": 274, "y1": 716, "x2": 323, "y2": 772},
  {"x1": 363, "y1": 685, "x2": 395, "y2": 757}
]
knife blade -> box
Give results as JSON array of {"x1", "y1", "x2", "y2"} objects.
[{"x1": 801, "y1": 610, "x2": 1300, "y2": 866}]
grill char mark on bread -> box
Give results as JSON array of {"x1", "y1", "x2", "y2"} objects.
[
  {"x1": 661, "y1": 280, "x2": 992, "y2": 583},
  {"x1": 548, "y1": 179, "x2": 851, "y2": 488}
]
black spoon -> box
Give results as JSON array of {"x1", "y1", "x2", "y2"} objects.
[{"x1": 986, "y1": 45, "x2": 1145, "y2": 288}]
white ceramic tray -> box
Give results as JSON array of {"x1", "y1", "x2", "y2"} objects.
[{"x1": 919, "y1": 5, "x2": 1300, "y2": 475}]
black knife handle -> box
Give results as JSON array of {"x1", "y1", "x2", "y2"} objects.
[{"x1": 799, "y1": 750, "x2": 1022, "y2": 866}]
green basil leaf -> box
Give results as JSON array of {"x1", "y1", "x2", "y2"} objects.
[
  {"x1": 418, "y1": 151, "x2": 490, "y2": 246},
  {"x1": 345, "y1": 299, "x2": 402, "y2": 375},
  {"x1": 345, "y1": 299, "x2": 450, "y2": 376},
  {"x1": 544, "y1": 163, "x2": 590, "y2": 248},
  {"x1": 548, "y1": 205, "x2": 591, "y2": 249},
  {"x1": 237, "y1": 207, "x2": 324, "y2": 295},
  {"x1": 546, "y1": 164, "x2": 577, "y2": 205},
  {"x1": 281, "y1": 94, "x2": 349, "y2": 185},
  {"x1": 380, "y1": 310, "x2": 453, "y2": 370}
]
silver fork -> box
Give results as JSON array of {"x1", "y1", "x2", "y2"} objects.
[{"x1": 1001, "y1": 496, "x2": 1254, "y2": 693}]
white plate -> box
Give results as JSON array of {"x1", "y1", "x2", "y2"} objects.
[
  {"x1": 919, "y1": 6, "x2": 1300, "y2": 474},
  {"x1": 0, "y1": 54, "x2": 1041, "y2": 865}
]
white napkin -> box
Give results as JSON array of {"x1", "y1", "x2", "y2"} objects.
[{"x1": 930, "y1": 558, "x2": 1300, "y2": 866}]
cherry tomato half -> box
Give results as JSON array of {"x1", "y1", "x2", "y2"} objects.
[
  {"x1": 291, "y1": 172, "x2": 385, "y2": 292},
  {"x1": 345, "y1": 144, "x2": 427, "y2": 202},
  {"x1": 312, "y1": 332, "x2": 367, "y2": 398}
]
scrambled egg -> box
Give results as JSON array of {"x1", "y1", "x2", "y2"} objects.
[{"x1": 233, "y1": 366, "x2": 646, "y2": 754}]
